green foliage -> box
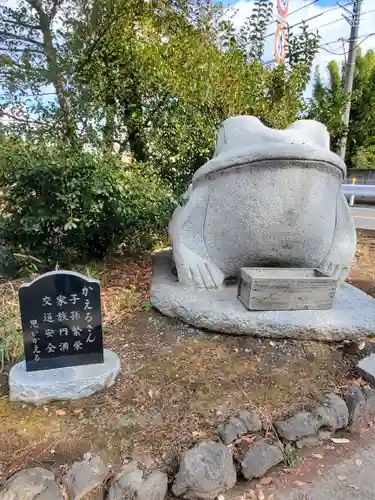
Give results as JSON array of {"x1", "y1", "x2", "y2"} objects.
[
  {"x1": 283, "y1": 444, "x2": 299, "y2": 468},
  {"x1": 309, "y1": 49, "x2": 375, "y2": 167},
  {"x1": 1, "y1": 0, "x2": 321, "y2": 196},
  {"x1": 309, "y1": 61, "x2": 348, "y2": 151},
  {"x1": 287, "y1": 23, "x2": 321, "y2": 74},
  {"x1": 237, "y1": 0, "x2": 273, "y2": 61},
  {"x1": 0, "y1": 136, "x2": 175, "y2": 266},
  {"x1": 0, "y1": 0, "x2": 324, "y2": 266}
]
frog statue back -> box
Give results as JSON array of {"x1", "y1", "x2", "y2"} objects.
[{"x1": 169, "y1": 116, "x2": 356, "y2": 289}]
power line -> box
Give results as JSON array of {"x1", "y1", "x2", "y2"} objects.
[
  {"x1": 268, "y1": 0, "x2": 320, "y2": 27},
  {"x1": 320, "y1": 32, "x2": 375, "y2": 55},
  {"x1": 311, "y1": 8, "x2": 375, "y2": 33},
  {"x1": 265, "y1": 1, "x2": 353, "y2": 39},
  {"x1": 287, "y1": 0, "x2": 320, "y2": 18}
]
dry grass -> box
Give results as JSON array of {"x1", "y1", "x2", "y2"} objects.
[{"x1": 0, "y1": 281, "x2": 23, "y2": 367}]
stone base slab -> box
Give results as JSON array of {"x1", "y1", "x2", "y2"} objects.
[
  {"x1": 9, "y1": 349, "x2": 121, "y2": 405},
  {"x1": 150, "y1": 251, "x2": 375, "y2": 341}
]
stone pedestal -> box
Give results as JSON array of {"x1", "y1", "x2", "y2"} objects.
[
  {"x1": 151, "y1": 251, "x2": 375, "y2": 342},
  {"x1": 9, "y1": 349, "x2": 120, "y2": 405}
]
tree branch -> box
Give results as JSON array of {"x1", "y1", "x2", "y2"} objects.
[
  {"x1": 0, "y1": 31, "x2": 44, "y2": 47},
  {"x1": 76, "y1": 9, "x2": 123, "y2": 74},
  {"x1": 26, "y1": 0, "x2": 44, "y2": 12},
  {"x1": 0, "y1": 46, "x2": 44, "y2": 54},
  {"x1": 0, "y1": 110, "x2": 46, "y2": 125},
  {"x1": 50, "y1": 0, "x2": 63, "y2": 20},
  {"x1": 1, "y1": 19, "x2": 41, "y2": 31}
]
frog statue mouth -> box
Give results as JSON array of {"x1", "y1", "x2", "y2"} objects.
[{"x1": 192, "y1": 116, "x2": 346, "y2": 185}]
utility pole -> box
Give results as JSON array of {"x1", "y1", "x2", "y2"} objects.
[{"x1": 337, "y1": 0, "x2": 363, "y2": 161}]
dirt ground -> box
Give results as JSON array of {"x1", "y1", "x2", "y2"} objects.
[{"x1": 0, "y1": 233, "x2": 375, "y2": 493}]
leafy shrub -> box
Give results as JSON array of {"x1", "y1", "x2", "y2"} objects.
[{"x1": 0, "y1": 136, "x2": 175, "y2": 269}]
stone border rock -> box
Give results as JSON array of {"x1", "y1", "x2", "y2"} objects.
[{"x1": 2, "y1": 386, "x2": 375, "y2": 499}]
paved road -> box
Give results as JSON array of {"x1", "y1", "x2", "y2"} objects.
[
  {"x1": 351, "y1": 207, "x2": 375, "y2": 230},
  {"x1": 275, "y1": 441, "x2": 375, "y2": 500}
]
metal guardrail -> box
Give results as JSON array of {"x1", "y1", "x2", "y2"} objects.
[
  {"x1": 341, "y1": 184, "x2": 375, "y2": 207},
  {"x1": 341, "y1": 184, "x2": 375, "y2": 196}
]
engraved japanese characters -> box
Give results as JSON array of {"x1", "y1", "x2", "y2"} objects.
[{"x1": 19, "y1": 271, "x2": 103, "y2": 371}]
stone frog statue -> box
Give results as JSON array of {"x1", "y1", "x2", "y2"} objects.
[{"x1": 169, "y1": 116, "x2": 356, "y2": 289}]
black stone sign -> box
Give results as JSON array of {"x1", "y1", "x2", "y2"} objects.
[{"x1": 19, "y1": 271, "x2": 104, "y2": 372}]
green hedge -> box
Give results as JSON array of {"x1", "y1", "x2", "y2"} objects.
[{"x1": 0, "y1": 137, "x2": 175, "y2": 270}]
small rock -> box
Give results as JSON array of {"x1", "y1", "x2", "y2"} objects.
[
  {"x1": 217, "y1": 423, "x2": 238, "y2": 445},
  {"x1": 218, "y1": 411, "x2": 262, "y2": 445},
  {"x1": 318, "y1": 429, "x2": 332, "y2": 441},
  {"x1": 296, "y1": 436, "x2": 320, "y2": 449},
  {"x1": 218, "y1": 417, "x2": 247, "y2": 445},
  {"x1": 344, "y1": 385, "x2": 375, "y2": 431},
  {"x1": 172, "y1": 441, "x2": 236, "y2": 499},
  {"x1": 66, "y1": 455, "x2": 108, "y2": 500},
  {"x1": 343, "y1": 387, "x2": 366, "y2": 428},
  {"x1": 240, "y1": 440, "x2": 283, "y2": 480},
  {"x1": 313, "y1": 393, "x2": 349, "y2": 431},
  {"x1": 107, "y1": 462, "x2": 167, "y2": 500},
  {"x1": 363, "y1": 385, "x2": 375, "y2": 415},
  {"x1": 0, "y1": 467, "x2": 63, "y2": 500},
  {"x1": 237, "y1": 411, "x2": 262, "y2": 434},
  {"x1": 274, "y1": 412, "x2": 319, "y2": 442}
]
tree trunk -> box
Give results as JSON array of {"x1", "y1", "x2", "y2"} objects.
[{"x1": 27, "y1": 0, "x2": 76, "y2": 143}]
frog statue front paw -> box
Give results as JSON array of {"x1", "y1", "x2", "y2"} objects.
[{"x1": 169, "y1": 116, "x2": 356, "y2": 289}]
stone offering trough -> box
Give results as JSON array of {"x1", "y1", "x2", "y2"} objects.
[{"x1": 237, "y1": 267, "x2": 338, "y2": 311}]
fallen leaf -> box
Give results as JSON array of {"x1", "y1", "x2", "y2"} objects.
[
  {"x1": 348, "y1": 485, "x2": 360, "y2": 490},
  {"x1": 356, "y1": 459, "x2": 363, "y2": 467},
  {"x1": 56, "y1": 409, "x2": 66, "y2": 416},
  {"x1": 337, "y1": 476, "x2": 347, "y2": 481},
  {"x1": 267, "y1": 495, "x2": 274, "y2": 500},
  {"x1": 217, "y1": 495, "x2": 225, "y2": 500},
  {"x1": 330, "y1": 438, "x2": 350, "y2": 444},
  {"x1": 247, "y1": 491, "x2": 256, "y2": 500},
  {"x1": 239, "y1": 435, "x2": 258, "y2": 444},
  {"x1": 73, "y1": 408, "x2": 83, "y2": 414},
  {"x1": 293, "y1": 481, "x2": 307, "y2": 487},
  {"x1": 260, "y1": 477, "x2": 273, "y2": 486},
  {"x1": 257, "y1": 490, "x2": 265, "y2": 500},
  {"x1": 148, "y1": 389, "x2": 153, "y2": 398},
  {"x1": 311, "y1": 454, "x2": 323, "y2": 459}
]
